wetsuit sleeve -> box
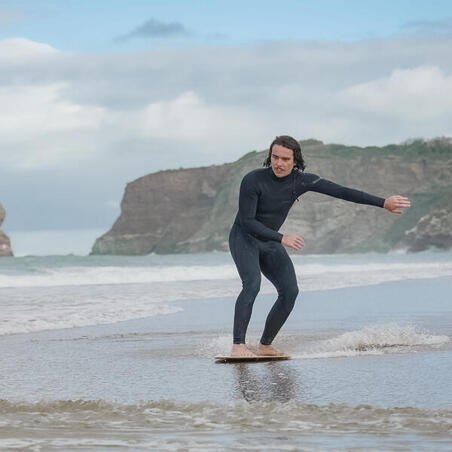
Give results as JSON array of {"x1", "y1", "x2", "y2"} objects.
[
  {"x1": 238, "y1": 174, "x2": 283, "y2": 242},
  {"x1": 301, "y1": 173, "x2": 385, "y2": 207}
]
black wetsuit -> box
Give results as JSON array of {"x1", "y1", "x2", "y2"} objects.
[{"x1": 229, "y1": 167, "x2": 385, "y2": 345}]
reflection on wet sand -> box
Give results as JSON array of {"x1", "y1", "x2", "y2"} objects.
[{"x1": 233, "y1": 362, "x2": 300, "y2": 402}]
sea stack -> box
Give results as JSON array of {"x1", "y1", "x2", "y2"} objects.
[{"x1": 0, "y1": 202, "x2": 13, "y2": 257}]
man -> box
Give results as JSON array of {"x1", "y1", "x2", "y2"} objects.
[{"x1": 229, "y1": 135, "x2": 411, "y2": 357}]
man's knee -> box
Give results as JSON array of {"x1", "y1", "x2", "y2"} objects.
[
  {"x1": 279, "y1": 281, "x2": 298, "y2": 299},
  {"x1": 282, "y1": 284, "x2": 299, "y2": 311},
  {"x1": 287, "y1": 284, "x2": 299, "y2": 301},
  {"x1": 242, "y1": 277, "x2": 261, "y2": 299}
]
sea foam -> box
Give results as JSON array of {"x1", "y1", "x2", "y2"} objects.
[
  {"x1": 295, "y1": 323, "x2": 450, "y2": 359},
  {"x1": 1, "y1": 260, "x2": 452, "y2": 289},
  {"x1": 2, "y1": 253, "x2": 452, "y2": 335}
]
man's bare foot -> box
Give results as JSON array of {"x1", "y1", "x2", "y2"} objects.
[
  {"x1": 257, "y1": 343, "x2": 288, "y2": 357},
  {"x1": 230, "y1": 343, "x2": 258, "y2": 357}
]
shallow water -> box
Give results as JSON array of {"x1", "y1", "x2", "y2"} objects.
[
  {"x1": 1, "y1": 250, "x2": 452, "y2": 336},
  {"x1": 0, "y1": 252, "x2": 451, "y2": 450},
  {"x1": 1, "y1": 399, "x2": 451, "y2": 451}
]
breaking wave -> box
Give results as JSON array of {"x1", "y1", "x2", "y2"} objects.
[
  {"x1": 1, "y1": 398, "x2": 450, "y2": 435},
  {"x1": 295, "y1": 323, "x2": 450, "y2": 359},
  {"x1": 2, "y1": 260, "x2": 452, "y2": 289}
]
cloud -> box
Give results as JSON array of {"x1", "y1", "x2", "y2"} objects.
[
  {"x1": 0, "y1": 81, "x2": 106, "y2": 169},
  {"x1": 134, "y1": 91, "x2": 263, "y2": 143},
  {"x1": 115, "y1": 18, "x2": 190, "y2": 42},
  {"x1": 402, "y1": 17, "x2": 452, "y2": 34},
  {"x1": 2, "y1": 35, "x2": 452, "y2": 230},
  {"x1": 2, "y1": 36, "x2": 452, "y2": 170},
  {"x1": 0, "y1": 38, "x2": 58, "y2": 59},
  {"x1": 340, "y1": 66, "x2": 452, "y2": 120}
]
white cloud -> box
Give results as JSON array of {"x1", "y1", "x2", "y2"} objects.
[
  {"x1": 2, "y1": 35, "x2": 452, "y2": 231},
  {"x1": 1, "y1": 36, "x2": 452, "y2": 173},
  {"x1": 0, "y1": 82, "x2": 106, "y2": 169},
  {"x1": 134, "y1": 91, "x2": 264, "y2": 145},
  {"x1": 341, "y1": 66, "x2": 452, "y2": 120},
  {"x1": 0, "y1": 38, "x2": 58, "y2": 60}
]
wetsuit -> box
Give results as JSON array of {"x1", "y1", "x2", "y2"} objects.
[{"x1": 229, "y1": 167, "x2": 385, "y2": 345}]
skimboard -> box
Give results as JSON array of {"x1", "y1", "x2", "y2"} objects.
[{"x1": 215, "y1": 355, "x2": 291, "y2": 363}]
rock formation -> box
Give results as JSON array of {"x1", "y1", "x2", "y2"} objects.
[
  {"x1": 0, "y1": 202, "x2": 13, "y2": 257},
  {"x1": 92, "y1": 138, "x2": 452, "y2": 255},
  {"x1": 404, "y1": 209, "x2": 452, "y2": 251}
]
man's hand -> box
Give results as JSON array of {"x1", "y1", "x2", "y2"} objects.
[
  {"x1": 383, "y1": 195, "x2": 411, "y2": 214},
  {"x1": 282, "y1": 234, "x2": 305, "y2": 250}
]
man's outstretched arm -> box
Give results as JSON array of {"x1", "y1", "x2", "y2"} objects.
[
  {"x1": 303, "y1": 174, "x2": 411, "y2": 212},
  {"x1": 305, "y1": 176, "x2": 385, "y2": 207},
  {"x1": 281, "y1": 173, "x2": 411, "y2": 251}
]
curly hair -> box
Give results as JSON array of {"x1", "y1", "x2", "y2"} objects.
[{"x1": 263, "y1": 135, "x2": 306, "y2": 171}]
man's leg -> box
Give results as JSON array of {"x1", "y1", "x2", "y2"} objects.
[
  {"x1": 259, "y1": 242, "x2": 299, "y2": 351},
  {"x1": 229, "y1": 225, "x2": 262, "y2": 354}
]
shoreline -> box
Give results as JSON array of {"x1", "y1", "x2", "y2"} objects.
[
  {"x1": 0, "y1": 277, "x2": 450, "y2": 405},
  {"x1": 1, "y1": 276, "x2": 451, "y2": 450},
  {"x1": 1, "y1": 274, "x2": 451, "y2": 339}
]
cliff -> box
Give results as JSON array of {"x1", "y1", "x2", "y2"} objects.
[
  {"x1": 0, "y1": 202, "x2": 13, "y2": 257},
  {"x1": 92, "y1": 138, "x2": 452, "y2": 255}
]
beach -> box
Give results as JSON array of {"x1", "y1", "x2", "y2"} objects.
[
  {"x1": 3, "y1": 2, "x2": 452, "y2": 449},
  {"x1": 0, "y1": 251, "x2": 451, "y2": 450}
]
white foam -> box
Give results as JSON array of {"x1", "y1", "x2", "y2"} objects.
[
  {"x1": 294, "y1": 324, "x2": 450, "y2": 359},
  {"x1": 296, "y1": 261, "x2": 452, "y2": 292},
  {"x1": 1, "y1": 399, "x2": 450, "y2": 447},
  {"x1": 0, "y1": 265, "x2": 236, "y2": 288},
  {"x1": 1, "y1": 260, "x2": 452, "y2": 289},
  {"x1": 0, "y1": 291, "x2": 182, "y2": 336},
  {"x1": 2, "y1": 253, "x2": 452, "y2": 335}
]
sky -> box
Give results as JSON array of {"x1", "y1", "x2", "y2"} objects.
[{"x1": 1, "y1": 0, "x2": 452, "y2": 254}]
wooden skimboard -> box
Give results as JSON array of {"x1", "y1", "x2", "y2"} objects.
[{"x1": 215, "y1": 355, "x2": 291, "y2": 363}]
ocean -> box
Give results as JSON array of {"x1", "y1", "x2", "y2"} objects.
[{"x1": 0, "y1": 250, "x2": 451, "y2": 451}]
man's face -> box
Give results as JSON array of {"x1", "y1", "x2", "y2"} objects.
[{"x1": 270, "y1": 144, "x2": 295, "y2": 178}]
